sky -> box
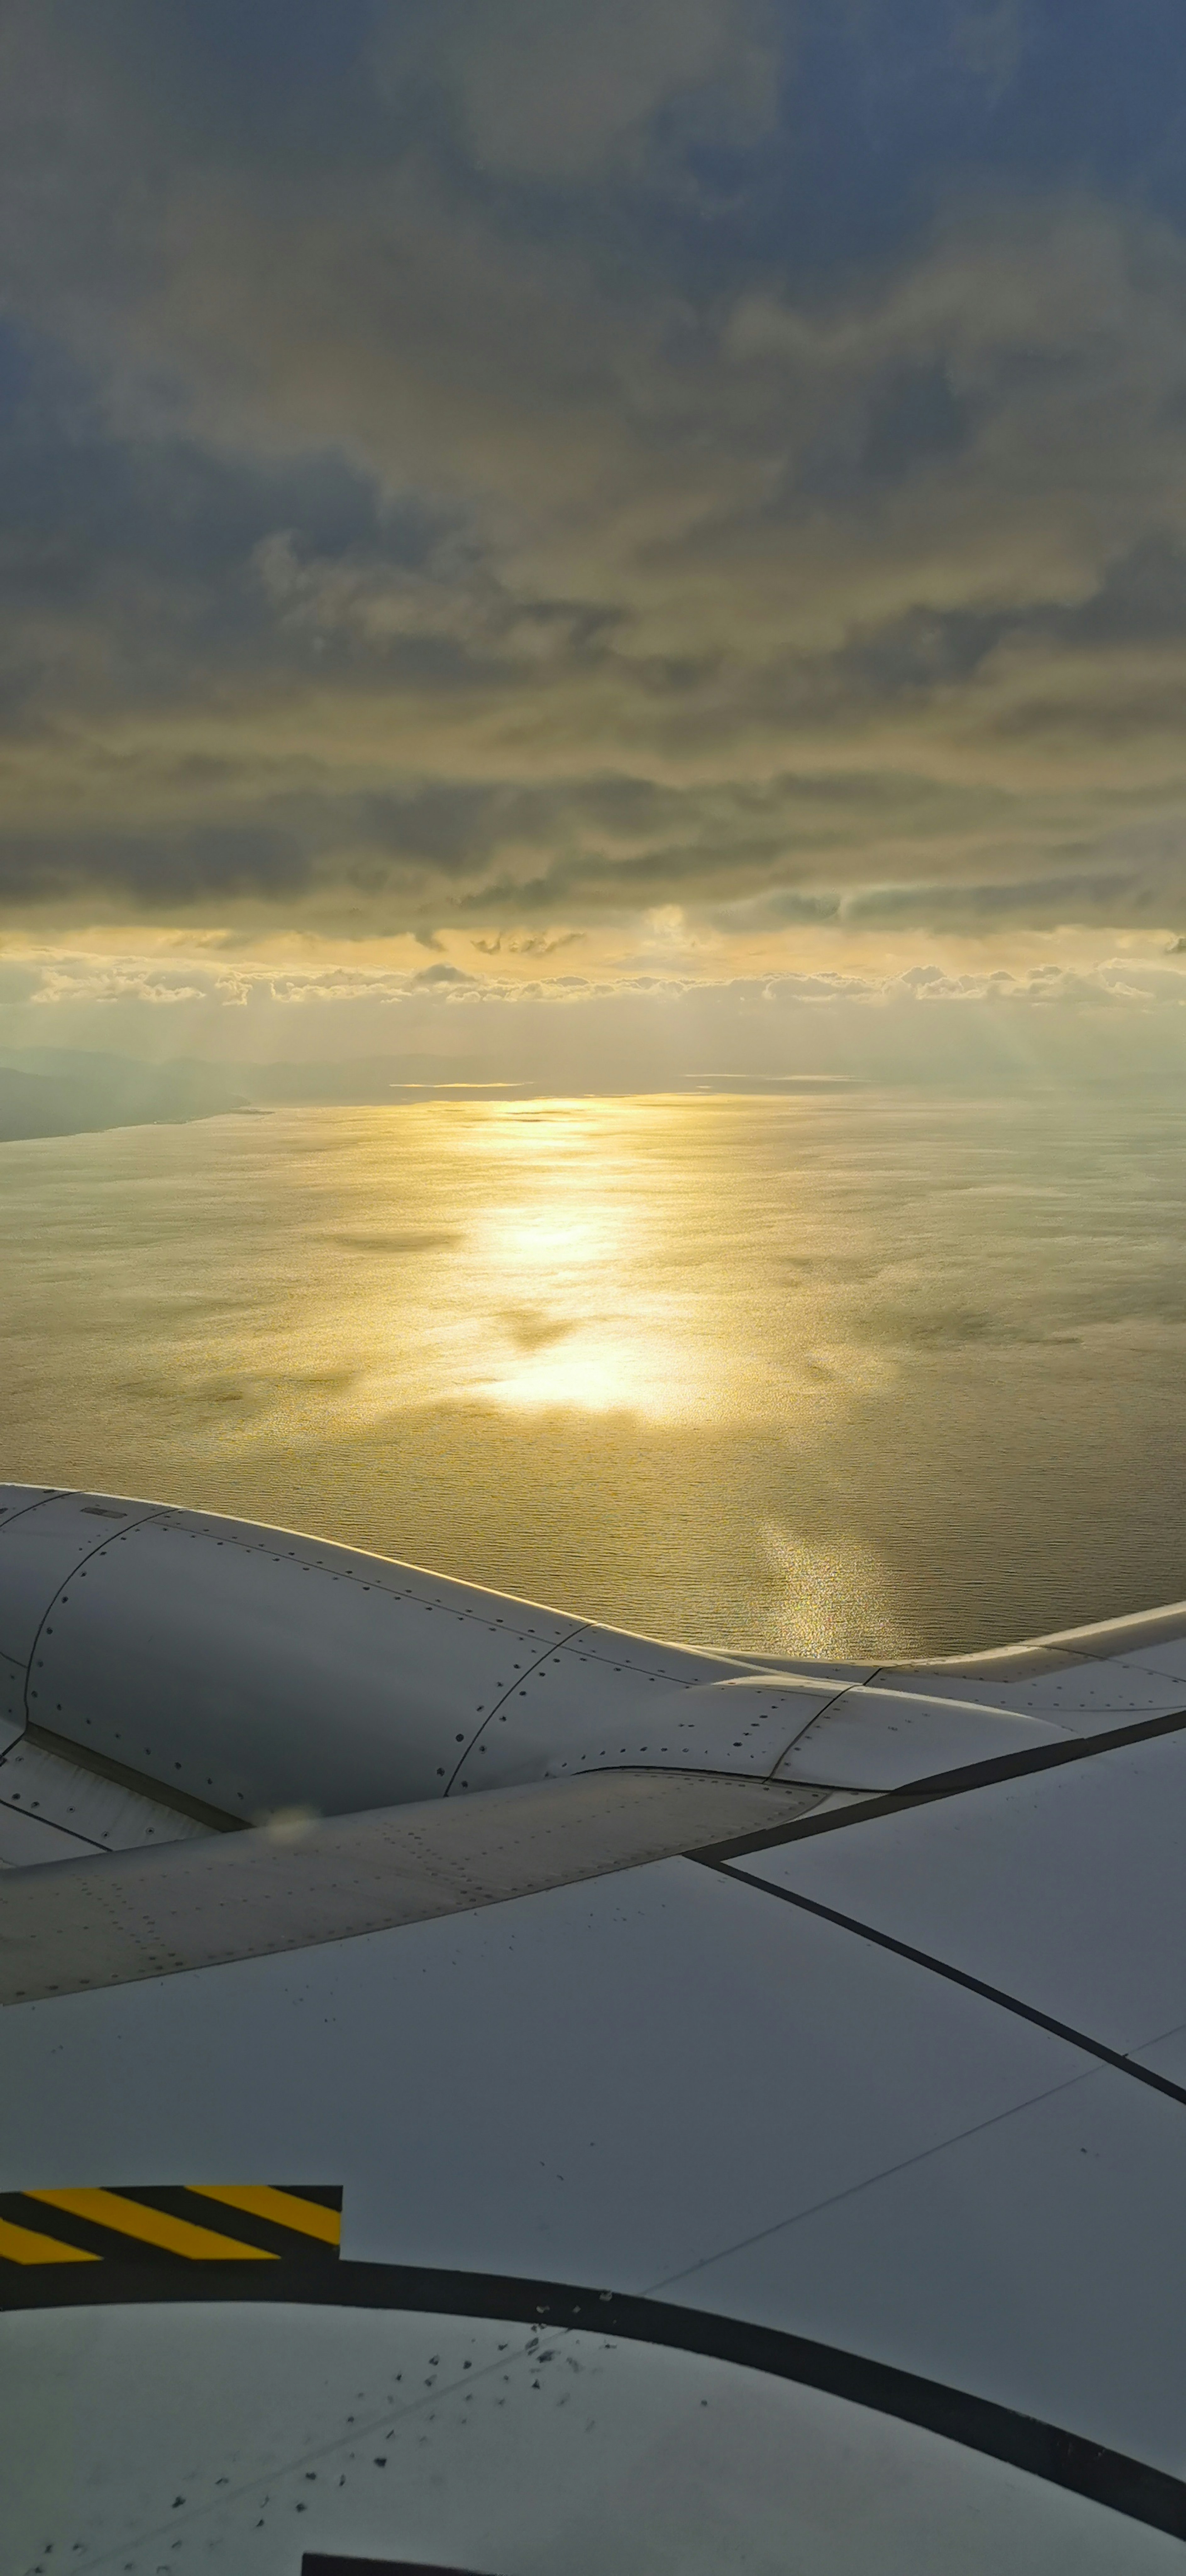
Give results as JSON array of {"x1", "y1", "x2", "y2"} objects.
[{"x1": 3, "y1": 0, "x2": 1186, "y2": 1080}]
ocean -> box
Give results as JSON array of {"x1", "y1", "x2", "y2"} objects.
[{"x1": 3, "y1": 1088, "x2": 1185, "y2": 1660}]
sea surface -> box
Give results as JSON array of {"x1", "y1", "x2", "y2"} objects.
[{"x1": 3, "y1": 1089, "x2": 1186, "y2": 1660}]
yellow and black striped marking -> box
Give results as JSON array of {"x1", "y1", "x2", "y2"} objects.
[{"x1": 0, "y1": 2183, "x2": 341, "y2": 2268}]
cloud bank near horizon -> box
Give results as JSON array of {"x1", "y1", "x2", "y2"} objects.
[
  {"x1": 3, "y1": 3, "x2": 1186, "y2": 963},
  {"x1": 5, "y1": 935, "x2": 1186, "y2": 1095}
]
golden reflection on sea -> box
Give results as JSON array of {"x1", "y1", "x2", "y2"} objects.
[
  {"x1": 374, "y1": 1099, "x2": 768, "y2": 1427},
  {"x1": 4, "y1": 1089, "x2": 1186, "y2": 1661},
  {"x1": 331, "y1": 1097, "x2": 890, "y2": 1434}
]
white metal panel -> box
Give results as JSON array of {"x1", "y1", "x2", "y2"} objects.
[
  {"x1": 0, "y1": 1489, "x2": 162, "y2": 1667},
  {"x1": 1132, "y1": 2025, "x2": 1186, "y2": 2085},
  {"x1": 0, "y1": 1859, "x2": 1092, "y2": 2318},
  {"x1": 8, "y1": 1858, "x2": 1186, "y2": 2470},
  {"x1": 0, "y1": 1770, "x2": 829, "y2": 2002},
  {"x1": 669, "y1": 2062, "x2": 1186, "y2": 2479},
  {"x1": 29, "y1": 1512, "x2": 583, "y2": 1817},
  {"x1": 877, "y1": 1602, "x2": 1186, "y2": 1730},
  {"x1": 466, "y1": 1668, "x2": 838, "y2": 1794},
  {"x1": 24, "y1": 1500, "x2": 789, "y2": 1819},
  {"x1": 0, "y1": 1648, "x2": 23, "y2": 1756},
  {"x1": 0, "y1": 1802, "x2": 96, "y2": 1867},
  {"x1": 6, "y1": 2303, "x2": 1174, "y2": 2576},
  {"x1": 739, "y1": 1653, "x2": 881, "y2": 1681},
  {"x1": 162, "y1": 1510, "x2": 770, "y2": 1702},
  {"x1": 875, "y1": 1657, "x2": 1186, "y2": 1728},
  {"x1": 1076, "y1": 1639, "x2": 1186, "y2": 1685},
  {"x1": 773, "y1": 1686, "x2": 1062, "y2": 1788},
  {"x1": 0, "y1": 1484, "x2": 57, "y2": 1511},
  {"x1": 0, "y1": 1735, "x2": 212, "y2": 1863},
  {"x1": 1026, "y1": 1602, "x2": 1186, "y2": 1668},
  {"x1": 0, "y1": 1484, "x2": 43, "y2": 1753},
  {"x1": 481, "y1": 1611, "x2": 769, "y2": 1686},
  {"x1": 10, "y1": 1489, "x2": 1186, "y2": 1829},
  {"x1": 732, "y1": 1726, "x2": 1186, "y2": 2057}
]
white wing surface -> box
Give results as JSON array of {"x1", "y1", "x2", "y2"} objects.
[{"x1": 3, "y1": 1485, "x2": 1186, "y2": 2573}]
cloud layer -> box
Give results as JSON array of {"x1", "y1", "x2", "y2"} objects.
[{"x1": 3, "y1": 3, "x2": 1186, "y2": 953}]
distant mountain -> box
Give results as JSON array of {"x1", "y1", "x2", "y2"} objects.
[
  {"x1": 0, "y1": 1049, "x2": 869, "y2": 1141},
  {"x1": 0, "y1": 1049, "x2": 498, "y2": 1142},
  {"x1": 0, "y1": 1053, "x2": 249, "y2": 1143}
]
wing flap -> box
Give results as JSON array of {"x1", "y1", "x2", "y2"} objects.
[{"x1": 0, "y1": 1767, "x2": 834, "y2": 2006}]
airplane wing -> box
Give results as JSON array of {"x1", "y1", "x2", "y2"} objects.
[{"x1": 3, "y1": 1485, "x2": 1186, "y2": 2574}]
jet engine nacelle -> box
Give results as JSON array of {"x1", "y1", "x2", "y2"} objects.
[
  {"x1": 0, "y1": 1488, "x2": 844, "y2": 1821},
  {"x1": 0, "y1": 1486, "x2": 1061, "y2": 1824}
]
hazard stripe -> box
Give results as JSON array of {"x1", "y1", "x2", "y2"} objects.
[
  {"x1": 24, "y1": 2188, "x2": 277, "y2": 2261},
  {"x1": 190, "y1": 2184, "x2": 341, "y2": 2245},
  {"x1": 0, "y1": 2182, "x2": 343, "y2": 2264},
  {"x1": 0, "y1": 2212, "x2": 98, "y2": 2266}
]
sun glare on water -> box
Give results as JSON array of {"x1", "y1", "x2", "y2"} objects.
[
  {"x1": 449, "y1": 1102, "x2": 747, "y2": 1424},
  {"x1": 6, "y1": 1086, "x2": 1186, "y2": 1658}
]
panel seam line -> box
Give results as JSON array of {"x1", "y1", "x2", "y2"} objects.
[{"x1": 696, "y1": 1857, "x2": 1186, "y2": 2110}]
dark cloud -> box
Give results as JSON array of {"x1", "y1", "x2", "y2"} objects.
[
  {"x1": 1, "y1": 3, "x2": 1186, "y2": 939},
  {"x1": 408, "y1": 961, "x2": 475, "y2": 987},
  {"x1": 0, "y1": 824, "x2": 310, "y2": 908},
  {"x1": 794, "y1": 360, "x2": 974, "y2": 502}
]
